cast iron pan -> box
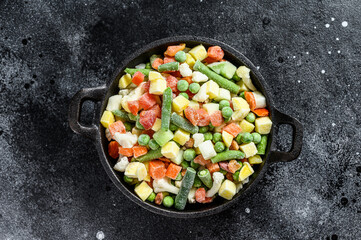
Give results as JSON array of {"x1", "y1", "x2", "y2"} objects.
[{"x1": 68, "y1": 36, "x2": 303, "y2": 218}]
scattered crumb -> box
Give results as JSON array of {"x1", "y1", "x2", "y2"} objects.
[
  {"x1": 321, "y1": 70, "x2": 325, "y2": 74},
  {"x1": 328, "y1": 51, "x2": 331, "y2": 54},
  {"x1": 336, "y1": 37, "x2": 339, "y2": 41},
  {"x1": 298, "y1": 80, "x2": 301, "y2": 83},
  {"x1": 325, "y1": 24, "x2": 330, "y2": 28},
  {"x1": 96, "y1": 231, "x2": 105, "y2": 240},
  {"x1": 331, "y1": 17, "x2": 335, "y2": 21},
  {"x1": 332, "y1": 123, "x2": 336, "y2": 127},
  {"x1": 314, "y1": 26, "x2": 317, "y2": 29},
  {"x1": 342, "y1": 21, "x2": 348, "y2": 27},
  {"x1": 245, "y1": 208, "x2": 250, "y2": 213},
  {"x1": 293, "y1": 56, "x2": 296, "y2": 59},
  {"x1": 306, "y1": 52, "x2": 309, "y2": 55},
  {"x1": 337, "y1": 50, "x2": 341, "y2": 54}
]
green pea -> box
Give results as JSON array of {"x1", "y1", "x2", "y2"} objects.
[
  {"x1": 214, "y1": 142, "x2": 225, "y2": 153},
  {"x1": 190, "y1": 160, "x2": 200, "y2": 169},
  {"x1": 246, "y1": 113, "x2": 256, "y2": 123},
  {"x1": 169, "y1": 123, "x2": 179, "y2": 131},
  {"x1": 242, "y1": 132, "x2": 253, "y2": 143},
  {"x1": 179, "y1": 92, "x2": 189, "y2": 99},
  {"x1": 138, "y1": 134, "x2": 150, "y2": 146},
  {"x1": 123, "y1": 175, "x2": 134, "y2": 184},
  {"x1": 219, "y1": 100, "x2": 230, "y2": 109},
  {"x1": 148, "y1": 139, "x2": 160, "y2": 150},
  {"x1": 124, "y1": 122, "x2": 133, "y2": 131},
  {"x1": 233, "y1": 171, "x2": 240, "y2": 182},
  {"x1": 175, "y1": 51, "x2": 187, "y2": 63},
  {"x1": 199, "y1": 126, "x2": 209, "y2": 133},
  {"x1": 222, "y1": 106, "x2": 233, "y2": 118},
  {"x1": 128, "y1": 113, "x2": 137, "y2": 121},
  {"x1": 147, "y1": 192, "x2": 156, "y2": 202},
  {"x1": 181, "y1": 160, "x2": 189, "y2": 169},
  {"x1": 177, "y1": 80, "x2": 189, "y2": 92},
  {"x1": 183, "y1": 149, "x2": 196, "y2": 161},
  {"x1": 163, "y1": 196, "x2": 174, "y2": 207},
  {"x1": 145, "y1": 62, "x2": 152, "y2": 69},
  {"x1": 252, "y1": 132, "x2": 262, "y2": 144},
  {"x1": 213, "y1": 132, "x2": 222, "y2": 143},
  {"x1": 235, "y1": 133, "x2": 243, "y2": 144},
  {"x1": 136, "y1": 116, "x2": 145, "y2": 130},
  {"x1": 239, "y1": 91, "x2": 245, "y2": 99},
  {"x1": 204, "y1": 132, "x2": 213, "y2": 141},
  {"x1": 189, "y1": 83, "x2": 200, "y2": 94}
]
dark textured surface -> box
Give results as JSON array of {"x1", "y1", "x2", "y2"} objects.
[{"x1": 0, "y1": 0, "x2": 360, "y2": 239}]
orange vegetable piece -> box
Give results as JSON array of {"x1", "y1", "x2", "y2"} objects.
[
  {"x1": 204, "y1": 57, "x2": 218, "y2": 64},
  {"x1": 207, "y1": 46, "x2": 224, "y2": 61},
  {"x1": 229, "y1": 140, "x2": 239, "y2": 150},
  {"x1": 223, "y1": 123, "x2": 242, "y2": 137},
  {"x1": 184, "y1": 138, "x2": 194, "y2": 148},
  {"x1": 118, "y1": 147, "x2": 133, "y2": 157},
  {"x1": 244, "y1": 91, "x2": 256, "y2": 111},
  {"x1": 149, "y1": 104, "x2": 161, "y2": 118},
  {"x1": 226, "y1": 172, "x2": 234, "y2": 181},
  {"x1": 142, "y1": 81, "x2": 150, "y2": 92},
  {"x1": 166, "y1": 75, "x2": 179, "y2": 93},
  {"x1": 165, "y1": 163, "x2": 182, "y2": 180},
  {"x1": 164, "y1": 56, "x2": 176, "y2": 64},
  {"x1": 132, "y1": 71, "x2": 145, "y2": 86},
  {"x1": 108, "y1": 141, "x2": 120, "y2": 159},
  {"x1": 164, "y1": 43, "x2": 186, "y2": 57},
  {"x1": 182, "y1": 76, "x2": 192, "y2": 84},
  {"x1": 252, "y1": 108, "x2": 269, "y2": 117},
  {"x1": 206, "y1": 162, "x2": 220, "y2": 174},
  {"x1": 184, "y1": 106, "x2": 199, "y2": 126},
  {"x1": 149, "y1": 160, "x2": 166, "y2": 179},
  {"x1": 139, "y1": 109, "x2": 157, "y2": 130},
  {"x1": 181, "y1": 169, "x2": 187, "y2": 176},
  {"x1": 197, "y1": 109, "x2": 210, "y2": 126},
  {"x1": 155, "y1": 192, "x2": 164, "y2": 205},
  {"x1": 210, "y1": 110, "x2": 223, "y2": 127},
  {"x1": 194, "y1": 155, "x2": 211, "y2": 166},
  {"x1": 127, "y1": 100, "x2": 139, "y2": 116},
  {"x1": 158, "y1": 157, "x2": 171, "y2": 162},
  {"x1": 108, "y1": 121, "x2": 126, "y2": 137},
  {"x1": 195, "y1": 188, "x2": 206, "y2": 203},
  {"x1": 139, "y1": 93, "x2": 157, "y2": 110},
  {"x1": 228, "y1": 160, "x2": 241, "y2": 173},
  {"x1": 133, "y1": 146, "x2": 148, "y2": 158},
  {"x1": 152, "y1": 58, "x2": 163, "y2": 70},
  {"x1": 241, "y1": 158, "x2": 249, "y2": 163}
]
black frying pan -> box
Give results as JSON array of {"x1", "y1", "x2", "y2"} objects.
[{"x1": 68, "y1": 36, "x2": 303, "y2": 218}]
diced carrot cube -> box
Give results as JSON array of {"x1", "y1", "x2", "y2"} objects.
[
  {"x1": 108, "y1": 141, "x2": 120, "y2": 159},
  {"x1": 164, "y1": 56, "x2": 176, "y2": 64},
  {"x1": 108, "y1": 121, "x2": 126, "y2": 137},
  {"x1": 149, "y1": 160, "x2": 166, "y2": 180},
  {"x1": 252, "y1": 108, "x2": 269, "y2": 117},
  {"x1": 223, "y1": 123, "x2": 242, "y2": 137},
  {"x1": 206, "y1": 163, "x2": 220, "y2": 174},
  {"x1": 210, "y1": 110, "x2": 223, "y2": 127},
  {"x1": 195, "y1": 188, "x2": 206, "y2": 203},
  {"x1": 118, "y1": 147, "x2": 133, "y2": 157},
  {"x1": 197, "y1": 109, "x2": 210, "y2": 126},
  {"x1": 128, "y1": 100, "x2": 139, "y2": 116},
  {"x1": 152, "y1": 58, "x2": 164, "y2": 70},
  {"x1": 184, "y1": 106, "x2": 199, "y2": 126},
  {"x1": 193, "y1": 155, "x2": 211, "y2": 166},
  {"x1": 164, "y1": 43, "x2": 186, "y2": 57},
  {"x1": 139, "y1": 110, "x2": 156, "y2": 130},
  {"x1": 139, "y1": 93, "x2": 157, "y2": 110},
  {"x1": 133, "y1": 146, "x2": 148, "y2": 158},
  {"x1": 166, "y1": 75, "x2": 179, "y2": 93},
  {"x1": 245, "y1": 92, "x2": 256, "y2": 111},
  {"x1": 207, "y1": 46, "x2": 224, "y2": 62},
  {"x1": 132, "y1": 71, "x2": 145, "y2": 86},
  {"x1": 165, "y1": 163, "x2": 182, "y2": 180}
]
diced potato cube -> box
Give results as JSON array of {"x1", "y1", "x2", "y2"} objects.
[
  {"x1": 125, "y1": 162, "x2": 140, "y2": 178},
  {"x1": 192, "y1": 71, "x2": 208, "y2": 83},
  {"x1": 248, "y1": 155, "x2": 263, "y2": 164},
  {"x1": 106, "y1": 95, "x2": 123, "y2": 111},
  {"x1": 173, "y1": 129, "x2": 190, "y2": 146},
  {"x1": 136, "y1": 163, "x2": 147, "y2": 181},
  {"x1": 118, "y1": 73, "x2": 132, "y2": 89},
  {"x1": 255, "y1": 117, "x2": 272, "y2": 134},
  {"x1": 198, "y1": 140, "x2": 217, "y2": 160},
  {"x1": 218, "y1": 179, "x2": 236, "y2": 200},
  {"x1": 239, "y1": 120, "x2": 255, "y2": 133},
  {"x1": 188, "y1": 100, "x2": 200, "y2": 110},
  {"x1": 151, "y1": 118, "x2": 162, "y2": 132},
  {"x1": 161, "y1": 141, "x2": 180, "y2": 159},
  {"x1": 171, "y1": 149, "x2": 183, "y2": 165},
  {"x1": 238, "y1": 162, "x2": 254, "y2": 181},
  {"x1": 232, "y1": 109, "x2": 250, "y2": 121},
  {"x1": 222, "y1": 130, "x2": 233, "y2": 148},
  {"x1": 149, "y1": 71, "x2": 164, "y2": 81},
  {"x1": 239, "y1": 142, "x2": 258, "y2": 158},
  {"x1": 206, "y1": 80, "x2": 220, "y2": 99},
  {"x1": 236, "y1": 80, "x2": 250, "y2": 92},
  {"x1": 172, "y1": 95, "x2": 190, "y2": 112},
  {"x1": 214, "y1": 88, "x2": 231, "y2": 101},
  {"x1": 203, "y1": 103, "x2": 219, "y2": 115},
  {"x1": 185, "y1": 53, "x2": 196, "y2": 68},
  {"x1": 143, "y1": 161, "x2": 151, "y2": 182},
  {"x1": 149, "y1": 78, "x2": 167, "y2": 95},
  {"x1": 192, "y1": 133, "x2": 204, "y2": 147},
  {"x1": 232, "y1": 97, "x2": 250, "y2": 111},
  {"x1": 188, "y1": 44, "x2": 208, "y2": 61},
  {"x1": 134, "y1": 181, "x2": 153, "y2": 201},
  {"x1": 100, "y1": 110, "x2": 115, "y2": 128},
  {"x1": 192, "y1": 82, "x2": 209, "y2": 102}
]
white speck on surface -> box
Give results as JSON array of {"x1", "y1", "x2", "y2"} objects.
[
  {"x1": 298, "y1": 80, "x2": 301, "y2": 83},
  {"x1": 328, "y1": 51, "x2": 331, "y2": 54},
  {"x1": 337, "y1": 50, "x2": 341, "y2": 54},
  {"x1": 314, "y1": 26, "x2": 317, "y2": 29},
  {"x1": 306, "y1": 52, "x2": 309, "y2": 55},
  {"x1": 256, "y1": 66, "x2": 260, "y2": 70},
  {"x1": 331, "y1": 17, "x2": 335, "y2": 21},
  {"x1": 321, "y1": 70, "x2": 325, "y2": 74},
  {"x1": 325, "y1": 23, "x2": 330, "y2": 28},
  {"x1": 356, "y1": 152, "x2": 359, "y2": 155},
  {"x1": 293, "y1": 56, "x2": 296, "y2": 59},
  {"x1": 324, "y1": 110, "x2": 327, "y2": 113},
  {"x1": 332, "y1": 123, "x2": 336, "y2": 127},
  {"x1": 342, "y1": 21, "x2": 348, "y2": 27},
  {"x1": 336, "y1": 37, "x2": 339, "y2": 41},
  {"x1": 245, "y1": 208, "x2": 250, "y2": 213},
  {"x1": 96, "y1": 231, "x2": 105, "y2": 240}
]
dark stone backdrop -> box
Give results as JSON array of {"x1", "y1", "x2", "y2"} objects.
[{"x1": 0, "y1": 0, "x2": 360, "y2": 239}]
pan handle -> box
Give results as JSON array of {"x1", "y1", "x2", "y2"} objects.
[
  {"x1": 68, "y1": 85, "x2": 107, "y2": 141},
  {"x1": 269, "y1": 108, "x2": 303, "y2": 163}
]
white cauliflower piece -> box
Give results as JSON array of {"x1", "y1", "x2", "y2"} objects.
[
  {"x1": 179, "y1": 63, "x2": 192, "y2": 77},
  {"x1": 192, "y1": 133, "x2": 204, "y2": 147},
  {"x1": 253, "y1": 91, "x2": 267, "y2": 109},
  {"x1": 198, "y1": 140, "x2": 217, "y2": 160},
  {"x1": 192, "y1": 82, "x2": 209, "y2": 102},
  {"x1": 135, "y1": 63, "x2": 146, "y2": 69},
  {"x1": 206, "y1": 172, "x2": 224, "y2": 197},
  {"x1": 106, "y1": 95, "x2": 122, "y2": 111},
  {"x1": 114, "y1": 132, "x2": 138, "y2": 148},
  {"x1": 175, "y1": 180, "x2": 182, "y2": 188},
  {"x1": 105, "y1": 128, "x2": 112, "y2": 141},
  {"x1": 188, "y1": 187, "x2": 197, "y2": 203},
  {"x1": 153, "y1": 178, "x2": 180, "y2": 195},
  {"x1": 113, "y1": 155, "x2": 129, "y2": 172},
  {"x1": 192, "y1": 71, "x2": 208, "y2": 83}
]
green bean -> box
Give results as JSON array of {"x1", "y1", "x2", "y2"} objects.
[
  {"x1": 124, "y1": 68, "x2": 151, "y2": 76},
  {"x1": 135, "y1": 149, "x2": 163, "y2": 162},
  {"x1": 211, "y1": 150, "x2": 245, "y2": 163},
  {"x1": 112, "y1": 110, "x2": 130, "y2": 121},
  {"x1": 193, "y1": 60, "x2": 240, "y2": 94},
  {"x1": 197, "y1": 169, "x2": 213, "y2": 188},
  {"x1": 257, "y1": 135, "x2": 268, "y2": 155},
  {"x1": 158, "y1": 62, "x2": 179, "y2": 72},
  {"x1": 170, "y1": 113, "x2": 199, "y2": 134},
  {"x1": 161, "y1": 87, "x2": 172, "y2": 130},
  {"x1": 175, "y1": 167, "x2": 196, "y2": 210}
]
